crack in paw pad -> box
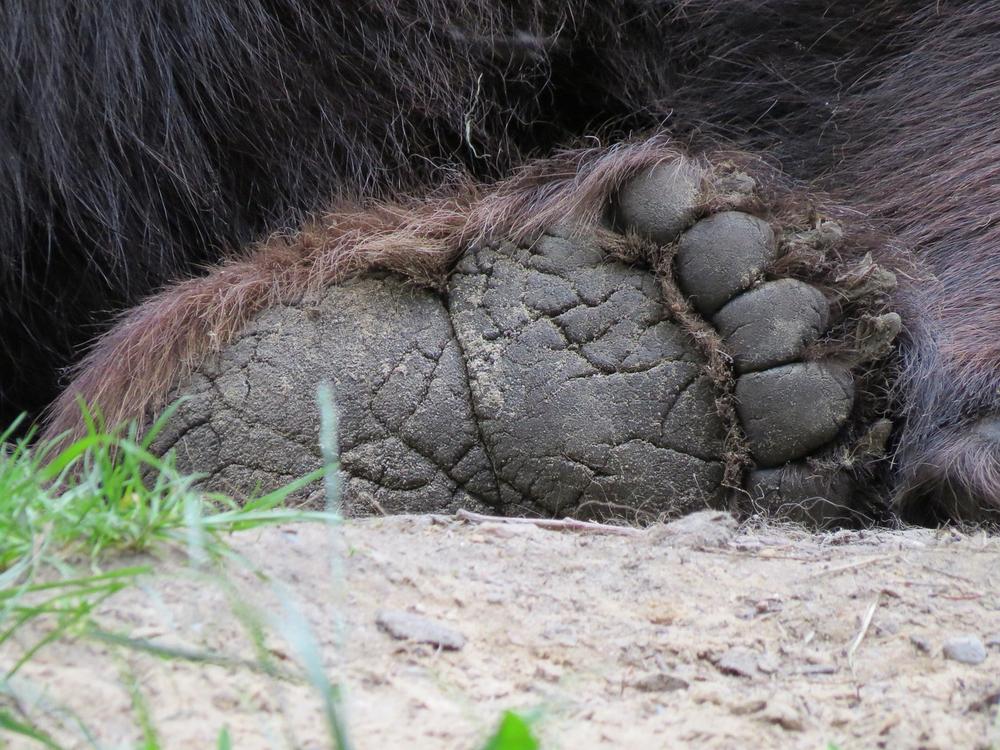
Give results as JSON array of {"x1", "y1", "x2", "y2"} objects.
[
  {"x1": 154, "y1": 155, "x2": 899, "y2": 525},
  {"x1": 447, "y1": 235, "x2": 726, "y2": 518}
]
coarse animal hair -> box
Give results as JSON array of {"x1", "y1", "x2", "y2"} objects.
[{"x1": 0, "y1": 0, "x2": 909, "y2": 425}]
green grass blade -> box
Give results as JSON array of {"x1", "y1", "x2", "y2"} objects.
[
  {"x1": 481, "y1": 712, "x2": 540, "y2": 750},
  {"x1": 0, "y1": 709, "x2": 62, "y2": 749}
]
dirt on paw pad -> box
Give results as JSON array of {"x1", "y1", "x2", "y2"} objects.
[{"x1": 154, "y1": 151, "x2": 902, "y2": 525}]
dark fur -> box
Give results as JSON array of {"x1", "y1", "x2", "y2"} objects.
[
  {"x1": 6, "y1": 1, "x2": 1000, "y2": 516},
  {"x1": 0, "y1": 0, "x2": 904, "y2": 422},
  {"x1": 0, "y1": 0, "x2": 613, "y2": 422}
]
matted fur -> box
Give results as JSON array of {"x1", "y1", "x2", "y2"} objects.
[{"x1": 900, "y1": 425, "x2": 1000, "y2": 523}]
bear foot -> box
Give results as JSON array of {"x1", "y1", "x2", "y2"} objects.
[{"x1": 152, "y1": 153, "x2": 900, "y2": 525}]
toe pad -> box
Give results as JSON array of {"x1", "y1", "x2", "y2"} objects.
[{"x1": 736, "y1": 362, "x2": 854, "y2": 467}]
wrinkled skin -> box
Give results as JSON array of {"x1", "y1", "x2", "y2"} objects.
[{"x1": 155, "y1": 164, "x2": 897, "y2": 525}]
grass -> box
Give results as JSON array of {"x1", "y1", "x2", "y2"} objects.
[
  {"x1": 481, "y1": 711, "x2": 540, "y2": 750},
  {"x1": 0, "y1": 398, "x2": 346, "y2": 748},
  {"x1": 0, "y1": 398, "x2": 538, "y2": 749},
  {"x1": 0, "y1": 403, "x2": 330, "y2": 573}
]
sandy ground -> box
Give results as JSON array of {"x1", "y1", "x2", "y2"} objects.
[{"x1": 5, "y1": 512, "x2": 1000, "y2": 749}]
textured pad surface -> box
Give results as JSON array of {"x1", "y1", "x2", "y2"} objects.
[
  {"x1": 714, "y1": 279, "x2": 829, "y2": 374},
  {"x1": 154, "y1": 276, "x2": 498, "y2": 515},
  {"x1": 448, "y1": 236, "x2": 726, "y2": 517},
  {"x1": 157, "y1": 240, "x2": 729, "y2": 518}
]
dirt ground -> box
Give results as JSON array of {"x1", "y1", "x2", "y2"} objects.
[{"x1": 6, "y1": 512, "x2": 1000, "y2": 749}]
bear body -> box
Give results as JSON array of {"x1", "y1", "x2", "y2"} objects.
[{"x1": 4, "y1": 1, "x2": 999, "y2": 515}]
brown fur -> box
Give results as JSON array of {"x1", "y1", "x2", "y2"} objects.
[
  {"x1": 896, "y1": 423, "x2": 1000, "y2": 523},
  {"x1": 827, "y1": 3, "x2": 1000, "y2": 515}
]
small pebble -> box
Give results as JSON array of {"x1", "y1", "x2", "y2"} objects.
[
  {"x1": 876, "y1": 617, "x2": 901, "y2": 636},
  {"x1": 942, "y1": 635, "x2": 987, "y2": 665},
  {"x1": 714, "y1": 647, "x2": 760, "y2": 678},
  {"x1": 762, "y1": 698, "x2": 805, "y2": 732},
  {"x1": 375, "y1": 610, "x2": 466, "y2": 651},
  {"x1": 757, "y1": 653, "x2": 781, "y2": 675},
  {"x1": 647, "y1": 511, "x2": 737, "y2": 548},
  {"x1": 730, "y1": 699, "x2": 767, "y2": 715},
  {"x1": 630, "y1": 672, "x2": 689, "y2": 693},
  {"x1": 909, "y1": 634, "x2": 933, "y2": 654}
]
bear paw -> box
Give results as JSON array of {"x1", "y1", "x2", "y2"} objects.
[{"x1": 154, "y1": 154, "x2": 901, "y2": 525}]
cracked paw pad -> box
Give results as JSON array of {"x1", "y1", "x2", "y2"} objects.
[{"x1": 154, "y1": 154, "x2": 899, "y2": 524}]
